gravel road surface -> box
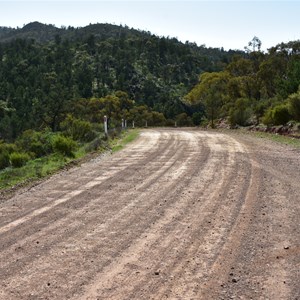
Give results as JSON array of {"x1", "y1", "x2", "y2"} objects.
[{"x1": 0, "y1": 128, "x2": 299, "y2": 299}]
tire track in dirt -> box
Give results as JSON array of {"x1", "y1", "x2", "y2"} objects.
[
  {"x1": 0, "y1": 130, "x2": 162, "y2": 227},
  {"x1": 0, "y1": 129, "x2": 202, "y2": 298},
  {"x1": 75, "y1": 133, "x2": 253, "y2": 300},
  {"x1": 0, "y1": 131, "x2": 173, "y2": 248},
  {"x1": 0, "y1": 132, "x2": 179, "y2": 270},
  {"x1": 0, "y1": 128, "x2": 299, "y2": 300},
  {"x1": 74, "y1": 131, "x2": 213, "y2": 299}
]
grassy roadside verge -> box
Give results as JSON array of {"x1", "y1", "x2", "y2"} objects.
[
  {"x1": 111, "y1": 129, "x2": 139, "y2": 153},
  {"x1": 241, "y1": 129, "x2": 300, "y2": 148},
  {"x1": 0, "y1": 129, "x2": 139, "y2": 192},
  {"x1": 247, "y1": 132, "x2": 300, "y2": 149}
]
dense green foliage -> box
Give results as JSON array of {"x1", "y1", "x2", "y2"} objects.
[
  {"x1": 9, "y1": 152, "x2": 30, "y2": 168},
  {"x1": 185, "y1": 40, "x2": 300, "y2": 127},
  {"x1": 0, "y1": 22, "x2": 239, "y2": 142},
  {"x1": 0, "y1": 142, "x2": 16, "y2": 169},
  {"x1": 51, "y1": 134, "x2": 77, "y2": 157}
]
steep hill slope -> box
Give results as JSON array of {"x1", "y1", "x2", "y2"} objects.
[{"x1": 0, "y1": 22, "x2": 240, "y2": 139}]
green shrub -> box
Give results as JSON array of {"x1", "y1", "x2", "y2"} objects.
[
  {"x1": 165, "y1": 119, "x2": 176, "y2": 127},
  {"x1": 175, "y1": 113, "x2": 193, "y2": 126},
  {"x1": 288, "y1": 91, "x2": 300, "y2": 121},
  {"x1": 29, "y1": 141, "x2": 47, "y2": 157},
  {"x1": 17, "y1": 129, "x2": 53, "y2": 157},
  {"x1": 0, "y1": 142, "x2": 17, "y2": 170},
  {"x1": 149, "y1": 111, "x2": 166, "y2": 126},
  {"x1": 272, "y1": 105, "x2": 291, "y2": 125},
  {"x1": 262, "y1": 104, "x2": 291, "y2": 126},
  {"x1": 61, "y1": 115, "x2": 95, "y2": 142},
  {"x1": 229, "y1": 107, "x2": 252, "y2": 126},
  {"x1": 52, "y1": 135, "x2": 77, "y2": 157},
  {"x1": 0, "y1": 151, "x2": 10, "y2": 170},
  {"x1": 0, "y1": 142, "x2": 17, "y2": 153},
  {"x1": 229, "y1": 98, "x2": 253, "y2": 127},
  {"x1": 200, "y1": 118, "x2": 210, "y2": 128},
  {"x1": 253, "y1": 100, "x2": 270, "y2": 121},
  {"x1": 10, "y1": 152, "x2": 30, "y2": 168},
  {"x1": 262, "y1": 108, "x2": 273, "y2": 125}
]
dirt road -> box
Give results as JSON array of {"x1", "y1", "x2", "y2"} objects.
[{"x1": 0, "y1": 128, "x2": 299, "y2": 299}]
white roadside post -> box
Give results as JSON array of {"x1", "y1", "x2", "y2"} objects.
[
  {"x1": 145, "y1": 120, "x2": 148, "y2": 128},
  {"x1": 132, "y1": 121, "x2": 135, "y2": 128},
  {"x1": 125, "y1": 120, "x2": 127, "y2": 129},
  {"x1": 122, "y1": 118, "x2": 124, "y2": 130},
  {"x1": 104, "y1": 115, "x2": 108, "y2": 136}
]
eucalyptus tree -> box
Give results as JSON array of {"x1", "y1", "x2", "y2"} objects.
[{"x1": 184, "y1": 71, "x2": 230, "y2": 127}]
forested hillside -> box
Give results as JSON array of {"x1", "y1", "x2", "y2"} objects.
[
  {"x1": 185, "y1": 38, "x2": 300, "y2": 128},
  {"x1": 0, "y1": 22, "x2": 239, "y2": 141}
]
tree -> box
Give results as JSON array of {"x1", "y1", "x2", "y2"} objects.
[
  {"x1": 184, "y1": 71, "x2": 230, "y2": 127},
  {"x1": 257, "y1": 56, "x2": 287, "y2": 98},
  {"x1": 245, "y1": 36, "x2": 262, "y2": 52},
  {"x1": 128, "y1": 105, "x2": 151, "y2": 127}
]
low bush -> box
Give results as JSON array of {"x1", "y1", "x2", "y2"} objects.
[
  {"x1": 175, "y1": 113, "x2": 194, "y2": 126},
  {"x1": 29, "y1": 141, "x2": 47, "y2": 157},
  {"x1": 272, "y1": 105, "x2": 291, "y2": 125},
  {"x1": 17, "y1": 129, "x2": 53, "y2": 158},
  {"x1": 229, "y1": 107, "x2": 252, "y2": 126},
  {"x1": 165, "y1": 119, "x2": 176, "y2": 127},
  {"x1": 61, "y1": 115, "x2": 96, "y2": 142},
  {"x1": 288, "y1": 91, "x2": 300, "y2": 121},
  {"x1": 0, "y1": 142, "x2": 17, "y2": 170},
  {"x1": 150, "y1": 111, "x2": 166, "y2": 126},
  {"x1": 229, "y1": 98, "x2": 253, "y2": 127},
  {"x1": 0, "y1": 151, "x2": 10, "y2": 170},
  {"x1": 51, "y1": 135, "x2": 77, "y2": 157},
  {"x1": 10, "y1": 152, "x2": 30, "y2": 168},
  {"x1": 263, "y1": 104, "x2": 291, "y2": 126}
]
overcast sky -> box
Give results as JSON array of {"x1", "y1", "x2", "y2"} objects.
[{"x1": 1, "y1": 1, "x2": 299, "y2": 51}]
